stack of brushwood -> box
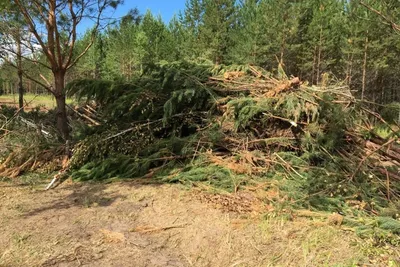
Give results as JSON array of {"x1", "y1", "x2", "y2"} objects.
[
  {"x1": 0, "y1": 107, "x2": 67, "y2": 177},
  {"x1": 63, "y1": 62, "x2": 400, "y2": 212},
  {"x1": 207, "y1": 65, "x2": 400, "y2": 209},
  {"x1": 1, "y1": 62, "x2": 399, "y2": 213}
]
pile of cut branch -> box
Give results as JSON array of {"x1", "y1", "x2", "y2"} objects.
[{"x1": 1, "y1": 63, "x2": 399, "y2": 212}]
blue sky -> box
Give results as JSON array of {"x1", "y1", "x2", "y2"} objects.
[
  {"x1": 78, "y1": 0, "x2": 186, "y2": 35},
  {"x1": 119, "y1": 0, "x2": 186, "y2": 22}
]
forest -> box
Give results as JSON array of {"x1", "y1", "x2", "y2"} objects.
[{"x1": 1, "y1": 0, "x2": 400, "y2": 266}]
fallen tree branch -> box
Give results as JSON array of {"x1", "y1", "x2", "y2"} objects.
[
  {"x1": 365, "y1": 141, "x2": 400, "y2": 163},
  {"x1": 130, "y1": 223, "x2": 188, "y2": 233},
  {"x1": 350, "y1": 138, "x2": 397, "y2": 180},
  {"x1": 376, "y1": 168, "x2": 400, "y2": 182},
  {"x1": 66, "y1": 104, "x2": 100, "y2": 126}
]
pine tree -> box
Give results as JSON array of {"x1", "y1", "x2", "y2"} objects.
[
  {"x1": 259, "y1": 0, "x2": 300, "y2": 71},
  {"x1": 344, "y1": 0, "x2": 400, "y2": 102},
  {"x1": 0, "y1": 2, "x2": 26, "y2": 108},
  {"x1": 140, "y1": 11, "x2": 172, "y2": 63},
  {"x1": 180, "y1": 0, "x2": 205, "y2": 61},
  {"x1": 228, "y1": 0, "x2": 267, "y2": 65},
  {"x1": 0, "y1": 0, "x2": 123, "y2": 140},
  {"x1": 199, "y1": 0, "x2": 236, "y2": 64},
  {"x1": 99, "y1": 9, "x2": 145, "y2": 80},
  {"x1": 293, "y1": 0, "x2": 347, "y2": 84},
  {"x1": 167, "y1": 15, "x2": 187, "y2": 61},
  {"x1": 72, "y1": 31, "x2": 106, "y2": 80}
]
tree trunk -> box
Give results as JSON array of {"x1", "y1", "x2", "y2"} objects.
[
  {"x1": 312, "y1": 45, "x2": 317, "y2": 84},
  {"x1": 16, "y1": 30, "x2": 24, "y2": 110},
  {"x1": 346, "y1": 52, "x2": 354, "y2": 86},
  {"x1": 54, "y1": 71, "x2": 69, "y2": 140},
  {"x1": 362, "y1": 35, "x2": 368, "y2": 100},
  {"x1": 279, "y1": 31, "x2": 286, "y2": 66},
  {"x1": 376, "y1": 71, "x2": 384, "y2": 103},
  {"x1": 316, "y1": 27, "x2": 323, "y2": 85},
  {"x1": 215, "y1": 55, "x2": 221, "y2": 65}
]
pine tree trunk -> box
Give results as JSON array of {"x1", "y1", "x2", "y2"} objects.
[
  {"x1": 346, "y1": 53, "x2": 354, "y2": 86},
  {"x1": 312, "y1": 45, "x2": 317, "y2": 85},
  {"x1": 16, "y1": 30, "x2": 24, "y2": 110},
  {"x1": 54, "y1": 71, "x2": 69, "y2": 140},
  {"x1": 280, "y1": 33, "x2": 286, "y2": 66},
  {"x1": 376, "y1": 71, "x2": 384, "y2": 103},
  {"x1": 252, "y1": 43, "x2": 257, "y2": 64},
  {"x1": 362, "y1": 35, "x2": 368, "y2": 100},
  {"x1": 316, "y1": 27, "x2": 323, "y2": 85},
  {"x1": 215, "y1": 55, "x2": 221, "y2": 65}
]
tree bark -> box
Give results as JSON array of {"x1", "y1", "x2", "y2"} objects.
[
  {"x1": 316, "y1": 27, "x2": 323, "y2": 85},
  {"x1": 16, "y1": 29, "x2": 24, "y2": 110},
  {"x1": 54, "y1": 71, "x2": 69, "y2": 140},
  {"x1": 312, "y1": 45, "x2": 317, "y2": 85},
  {"x1": 346, "y1": 52, "x2": 354, "y2": 86},
  {"x1": 362, "y1": 35, "x2": 368, "y2": 100},
  {"x1": 279, "y1": 30, "x2": 286, "y2": 66}
]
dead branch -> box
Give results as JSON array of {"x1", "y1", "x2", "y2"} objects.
[
  {"x1": 350, "y1": 138, "x2": 397, "y2": 180},
  {"x1": 66, "y1": 104, "x2": 100, "y2": 126},
  {"x1": 130, "y1": 223, "x2": 188, "y2": 233}
]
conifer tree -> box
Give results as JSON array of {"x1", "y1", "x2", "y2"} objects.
[
  {"x1": 345, "y1": 0, "x2": 400, "y2": 102},
  {"x1": 180, "y1": 0, "x2": 205, "y2": 61},
  {"x1": 0, "y1": 2, "x2": 26, "y2": 108},
  {"x1": 167, "y1": 15, "x2": 187, "y2": 61},
  {"x1": 199, "y1": 0, "x2": 236, "y2": 64},
  {"x1": 294, "y1": 0, "x2": 347, "y2": 84},
  {"x1": 0, "y1": 0, "x2": 122, "y2": 140},
  {"x1": 140, "y1": 11, "x2": 171, "y2": 63},
  {"x1": 228, "y1": 0, "x2": 267, "y2": 65}
]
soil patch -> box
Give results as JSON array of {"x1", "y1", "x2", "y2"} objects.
[{"x1": 0, "y1": 179, "x2": 369, "y2": 266}]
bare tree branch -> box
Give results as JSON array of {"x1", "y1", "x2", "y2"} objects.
[
  {"x1": 13, "y1": 0, "x2": 56, "y2": 66},
  {"x1": 65, "y1": 0, "x2": 109, "y2": 69}
]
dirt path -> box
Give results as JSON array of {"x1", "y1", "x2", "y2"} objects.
[{"x1": 0, "y1": 179, "x2": 370, "y2": 266}]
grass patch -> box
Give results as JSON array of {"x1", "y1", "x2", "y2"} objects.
[
  {"x1": 259, "y1": 214, "x2": 400, "y2": 266},
  {"x1": 258, "y1": 216, "x2": 364, "y2": 266},
  {"x1": 0, "y1": 94, "x2": 75, "y2": 109}
]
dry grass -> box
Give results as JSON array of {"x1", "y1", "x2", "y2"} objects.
[
  {"x1": 258, "y1": 218, "x2": 362, "y2": 266},
  {"x1": 0, "y1": 94, "x2": 75, "y2": 109},
  {"x1": 0, "y1": 178, "x2": 397, "y2": 267}
]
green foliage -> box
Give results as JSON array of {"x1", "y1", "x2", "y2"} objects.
[
  {"x1": 222, "y1": 84, "x2": 380, "y2": 211},
  {"x1": 67, "y1": 61, "x2": 214, "y2": 124},
  {"x1": 2, "y1": 0, "x2": 400, "y2": 103},
  {"x1": 66, "y1": 62, "x2": 215, "y2": 178},
  {"x1": 0, "y1": 105, "x2": 18, "y2": 118},
  {"x1": 381, "y1": 102, "x2": 400, "y2": 125},
  {"x1": 226, "y1": 89, "x2": 321, "y2": 131},
  {"x1": 66, "y1": 62, "x2": 393, "y2": 216},
  {"x1": 3, "y1": 0, "x2": 400, "y2": 249},
  {"x1": 372, "y1": 124, "x2": 397, "y2": 140},
  {"x1": 163, "y1": 161, "x2": 246, "y2": 192},
  {"x1": 71, "y1": 155, "x2": 146, "y2": 181},
  {"x1": 70, "y1": 134, "x2": 200, "y2": 181},
  {"x1": 344, "y1": 216, "x2": 400, "y2": 245}
]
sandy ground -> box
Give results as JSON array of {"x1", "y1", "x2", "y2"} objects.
[{"x1": 0, "y1": 179, "x2": 387, "y2": 267}]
